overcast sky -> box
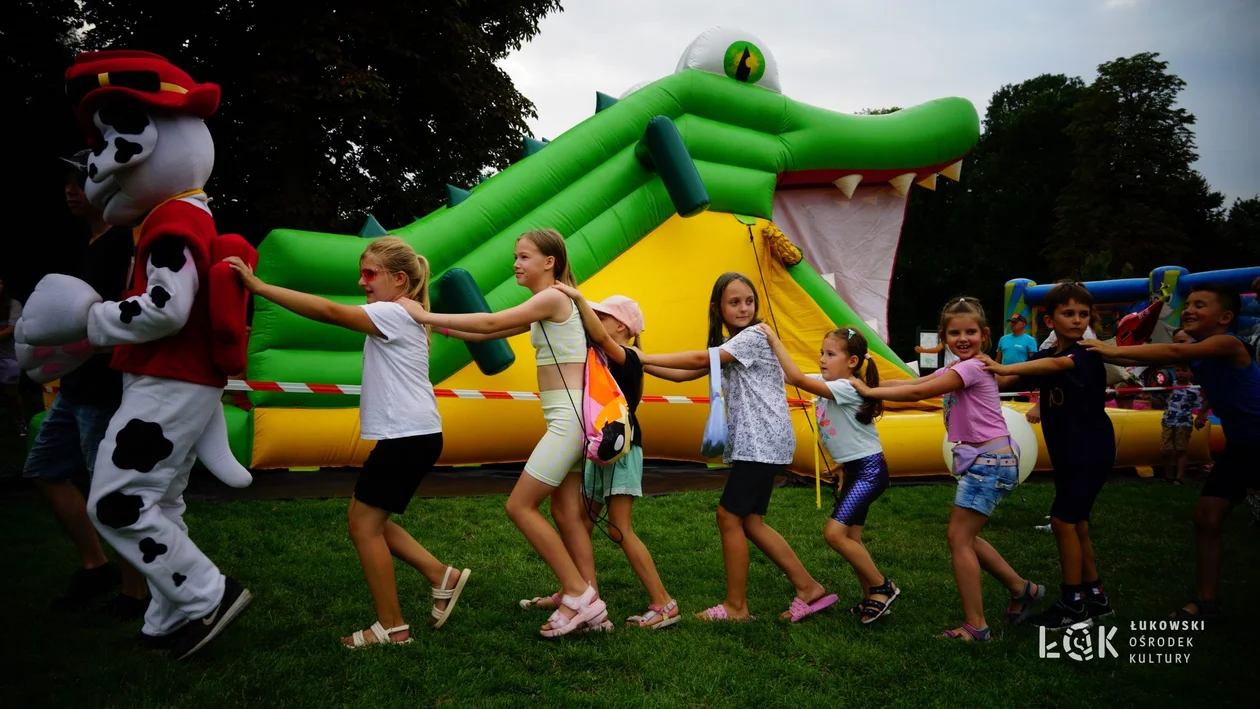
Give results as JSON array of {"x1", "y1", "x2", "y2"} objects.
[{"x1": 499, "y1": 0, "x2": 1260, "y2": 205}]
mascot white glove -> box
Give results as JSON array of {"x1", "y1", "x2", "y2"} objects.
[{"x1": 15, "y1": 274, "x2": 103, "y2": 345}]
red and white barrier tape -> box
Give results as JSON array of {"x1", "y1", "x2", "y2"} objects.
[
  {"x1": 41, "y1": 381, "x2": 811, "y2": 406},
  {"x1": 42, "y1": 380, "x2": 1201, "y2": 403}
]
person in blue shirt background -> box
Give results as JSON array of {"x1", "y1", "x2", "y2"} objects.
[{"x1": 997, "y1": 314, "x2": 1038, "y2": 364}]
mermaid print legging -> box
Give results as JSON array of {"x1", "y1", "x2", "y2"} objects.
[{"x1": 831, "y1": 452, "x2": 890, "y2": 527}]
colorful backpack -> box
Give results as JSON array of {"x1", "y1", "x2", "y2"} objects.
[{"x1": 582, "y1": 346, "x2": 633, "y2": 465}]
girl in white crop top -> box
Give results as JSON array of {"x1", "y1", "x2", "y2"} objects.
[{"x1": 403, "y1": 228, "x2": 608, "y2": 638}]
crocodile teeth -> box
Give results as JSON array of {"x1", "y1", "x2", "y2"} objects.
[
  {"x1": 887, "y1": 172, "x2": 916, "y2": 196},
  {"x1": 916, "y1": 173, "x2": 938, "y2": 190},
  {"x1": 941, "y1": 159, "x2": 963, "y2": 181},
  {"x1": 832, "y1": 173, "x2": 862, "y2": 199}
]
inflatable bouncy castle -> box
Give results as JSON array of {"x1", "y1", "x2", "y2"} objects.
[{"x1": 230, "y1": 27, "x2": 991, "y2": 479}]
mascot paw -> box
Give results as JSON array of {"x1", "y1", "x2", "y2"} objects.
[
  {"x1": 15, "y1": 338, "x2": 96, "y2": 384},
  {"x1": 17, "y1": 274, "x2": 102, "y2": 346}
]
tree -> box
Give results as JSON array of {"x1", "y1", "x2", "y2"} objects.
[
  {"x1": 888, "y1": 75, "x2": 1084, "y2": 355},
  {"x1": 1050, "y1": 53, "x2": 1213, "y2": 276},
  {"x1": 856, "y1": 107, "x2": 902, "y2": 115},
  {"x1": 74, "y1": 0, "x2": 562, "y2": 240},
  {"x1": 1, "y1": 1, "x2": 90, "y2": 299}
]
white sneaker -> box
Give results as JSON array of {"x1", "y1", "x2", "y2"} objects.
[{"x1": 1034, "y1": 524, "x2": 1053, "y2": 533}]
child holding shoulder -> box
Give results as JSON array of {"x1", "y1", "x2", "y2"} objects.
[
  {"x1": 852, "y1": 297, "x2": 1042, "y2": 641},
  {"x1": 1083, "y1": 283, "x2": 1260, "y2": 620},
  {"x1": 982, "y1": 282, "x2": 1116, "y2": 629},
  {"x1": 521, "y1": 284, "x2": 681, "y2": 629},
  {"x1": 638, "y1": 272, "x2": 838, "y2": 623},
  {"x1": 402, "y1": 229, "x2": 607, "y2": 637},
  {"x1": 759, "y1": 323, "x2": 899, "y2": 624},
  {"x1": 227, "y1": 237, "x2": 470, "y2": 647}
]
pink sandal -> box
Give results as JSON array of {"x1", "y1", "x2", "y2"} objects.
[
  {"x1": 540, "y1": 584, "x2": 607, "y2": 638},
  {"x1": 627, "y1": 600, "x2": 680, "y2": 629},
  {"x1": 694, "y1": 604, "x2": 755, "y2": 622},
  {"x1": 784, "y1": 592, "x2": 839, "y2": 623}
]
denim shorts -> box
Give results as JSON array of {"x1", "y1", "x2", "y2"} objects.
[
  {"x1": 953, "y1": 453, "x2": 1019, "y2": 517},
  {"x1": 23, "y1": 394, "x2": 116, "y2": 482}
]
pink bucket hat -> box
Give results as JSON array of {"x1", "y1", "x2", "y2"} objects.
[{"x1": 589, "y1": 295, "x2": 644, "y2": 336}]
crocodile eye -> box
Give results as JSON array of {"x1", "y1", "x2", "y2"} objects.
[{"x1": 676, "y1": 27, "x2": 780, "y2": 93}]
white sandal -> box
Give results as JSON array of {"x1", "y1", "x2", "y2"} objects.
[
  {"x1": 430, "y1": 567, "x2": 471, "y2": 629},
  {"x1": 345, "y1": 621, "x2": 410, "y2": 648},
  {"x1": 627, "y1": 599, "x2": 680, "y2": 629}
]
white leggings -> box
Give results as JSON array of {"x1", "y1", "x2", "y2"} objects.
[
  {"x1": 87, "y1": 374, "x2": 227, "y2": 636},
  {"x1": 524, "y1": 390, "x2": 584, "y2": 487}
]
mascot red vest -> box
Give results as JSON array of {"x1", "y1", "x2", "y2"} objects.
[{"x1": 15, "y1": 51, "x2": 253, "y2": 660}]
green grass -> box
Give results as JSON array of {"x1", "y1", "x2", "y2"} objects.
[{"x1": 1, "y1": 479, "x2": 1255, "y2": 708}]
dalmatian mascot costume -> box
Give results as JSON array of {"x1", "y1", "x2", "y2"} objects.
[{"x1": 15, "y1": 50, "x2": 255, "y2": 659}]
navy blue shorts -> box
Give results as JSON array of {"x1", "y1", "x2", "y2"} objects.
[
  {"x1": 831, "y1": 452, "x2": 889, "y2": 527},
  {"x1": 1201, "y1": 441, "x2": 1260, "y2": 502},
  {"x1": 23, "y1": 395, "x2": 116, "y2": 482},
  {"x1": 1050, "y1": 461, "x2": 1109, "y2": 524}
]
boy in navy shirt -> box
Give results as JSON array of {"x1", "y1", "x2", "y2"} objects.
[
  {"x1": 1085, "y1": 283, "x2": 1260, "y2": 620},
  {"x1": 984, "y1": 282, "x2": 1116, "y2": 628}
]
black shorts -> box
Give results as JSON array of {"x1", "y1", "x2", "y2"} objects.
[
  {"x1": 354, "y1": 433, "x2": 444, "y2": 514},
  {"x1": 1201, "y1": 441, "x2": 1260, "y2": 502},
  {"x1": 1049, "y1": 461, "x2": 1109, "y2": 524},
  {"x1": 719, "y1": 461, "x2": 782, "y2": 518}
]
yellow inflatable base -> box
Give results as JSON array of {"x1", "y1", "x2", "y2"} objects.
[
  {"x1": 245, "y1": 211, "x2": 1208, "y2": 476},
  {"x1": 250, "y1": 403, "x2": 1211, "y2": 476}
]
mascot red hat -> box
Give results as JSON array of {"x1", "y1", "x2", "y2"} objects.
[{"x1": 65, "y1": 50, "x2": 220, "y2": 143}]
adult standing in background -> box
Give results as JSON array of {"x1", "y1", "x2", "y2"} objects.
[{"x1": 22, "y1": 151, "x2": 148, "y2": 618}]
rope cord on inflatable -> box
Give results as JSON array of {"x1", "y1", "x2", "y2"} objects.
[{"x1": 746, "y1": 221, "x2": 833, "y2": 509}]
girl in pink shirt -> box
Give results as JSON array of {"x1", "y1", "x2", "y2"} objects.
[{"x1": 852, "y1": 297, "x2": 1044, "y2": 641}]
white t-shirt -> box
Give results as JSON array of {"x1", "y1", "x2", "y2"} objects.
[
  {"x1": 359, "y1": 301, "x2": 442, "y2": 440},
  {"x1": 811, "y1": 376, "x2": 882, "y2": 463}
]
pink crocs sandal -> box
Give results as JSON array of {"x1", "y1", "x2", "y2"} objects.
[
  {"x1": 784, "y1": 593, "x2": 839, "y2": 623},
  {"x1": 540, "y1": 584, "x2": 607, "y2": 638}
]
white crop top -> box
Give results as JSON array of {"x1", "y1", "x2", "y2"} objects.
[{"x1": 530, "y1": 301, "x2": 587, "y2": 366}]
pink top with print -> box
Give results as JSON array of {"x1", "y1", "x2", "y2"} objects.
[{"x1": 934, "y1": 358, "x2": 1009, "y2": 444}]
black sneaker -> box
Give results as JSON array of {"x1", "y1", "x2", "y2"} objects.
[
  {"x1": 134, "y1": 631, "x2": 179, "y2": 653},
  {"x1": 50, "y1": 562, "x2": 121, "y2": 611},
  {"x1": 1028, "y1": 600, "x2": 1092, "y2": 630},
  {"x1": 168, "y1": 577, "x2": 253, "y2": 661},
  {"x1": 1086, "y1": 594, "x2": 1114, "y2": 620}
]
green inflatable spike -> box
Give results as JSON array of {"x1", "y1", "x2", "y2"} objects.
[
  {"x1": 595, "y1": 91, "x2": 619, "y2": 113},
  {"x1": 357, "y1": 213, "x2": 389, "y2": 238},
  {"x1": 435, "y1": 268, "x2": 515, "y2": 376},
  {"x1": 445, "y1": 184, "x2": 472, "y2": 207},
  {"x1": 521, "y1": 136, "x2": 549, "y2": 158},
  {"x1": 637, "y1": 116, "x2": 710, "y2": 217}
]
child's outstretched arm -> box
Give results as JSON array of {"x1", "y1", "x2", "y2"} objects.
[
  {"x1": 226, "y1": 257, "x2": 383, "y2": 337},
  {"x1": 972, "y1": 353, "x2": 1022, "y2": 389},
  {"x1": 397, "y1": 287, "x2": 567, "y2": 335},
  {"x1": 439, "y1": 327, "x2": 530, "y2": 342},
  {"x1": 850, "y1": 368, "x2": 963, "y2": 403},
  {"x1": 639, "y1": 348, "x2": 735, "y2": 370},
  {"x1": 1082, "y1": 336, "x2": 1250, "y2": 368},
  {"x1": 644, "y1": 364, "x2": 707, "y2": 382},
  {"x1": 983, "y1": 353, "x2": 1074, "y2": 378},
  {"x1": 754, "y1": 324, "x2": 831, "y2": 399},
  {"x1": 551, "y1": 283, "x2": 626, "y2": 365}
]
